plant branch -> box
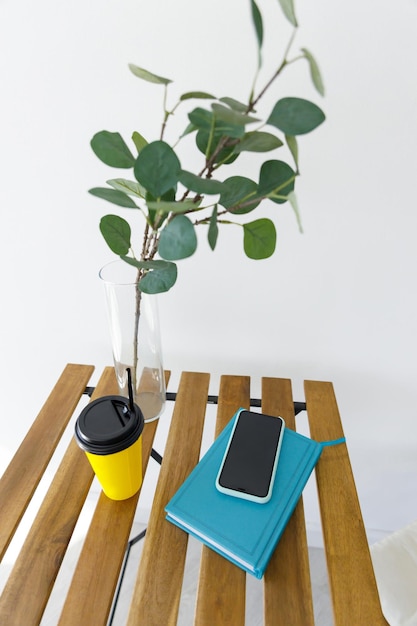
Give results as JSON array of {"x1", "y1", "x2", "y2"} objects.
[
  {"x1": 160, "y1": 85, "x2": 170, "y2": 140},
  {"x1": 249, "y1": 27, "x2": 298, "y2": 110}
]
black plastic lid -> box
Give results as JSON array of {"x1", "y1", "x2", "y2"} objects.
[{"x1": 74, "y1": 395, "x2": 144, "y2": 455}]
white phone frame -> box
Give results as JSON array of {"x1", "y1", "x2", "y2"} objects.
[{"x1": 215, "y1": 408, "x2": 285, "y2": 504}]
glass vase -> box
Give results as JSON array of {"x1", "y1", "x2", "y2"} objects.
[{"x1": 99, "y1": 260, "x2": 166, "y2": 422}]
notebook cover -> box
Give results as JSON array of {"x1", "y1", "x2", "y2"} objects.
[{"x1": 165, "y1": 410, "x2": 323, "y2": 579}]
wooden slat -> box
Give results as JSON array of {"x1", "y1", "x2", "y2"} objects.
[
  {"x1": 58, "y1": 369, "x2": 171, "y2": 626},
  {"x1": 304, "y1": 380, "x2": 388, "y2": 626},
  {"x1": 262, "y1": 377, "x2": 315, "y2": 626},
  {"x1": 1, "y1": 368, "x2": 390, "y2": 626},
  {"x1": 194, "y1": 375, "x2": 250, "y2": 626},
  {"x1": 126, "y1": 371, "x2": 210, "y2": 626},
  {"x1": 0, "y1": 363, "x2": 94, "y2": 560},
  {"x1": 0, "y1": 367, "x2": 116, "y2": 626}
]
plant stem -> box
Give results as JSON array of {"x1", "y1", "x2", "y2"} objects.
[
  {"x1": 189, "y1": 29, "x2": 298, "y2": 183},
  {"x1": 132, "y1": 270, "x2": 142, "y2": 396},
  {"x1": 160, "y1": 85, "x2": 170, "y2": 140},
  {"x1": 249, "y1": 27, "x2": 297, "y2": 110}
]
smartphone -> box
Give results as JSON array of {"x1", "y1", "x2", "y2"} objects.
[{"x1": 215, "y1": 409, "x2": 285, "y2": 504}]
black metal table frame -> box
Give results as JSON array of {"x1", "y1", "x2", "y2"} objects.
[{"x1": 83, "y1": 386, "x2": 306, "y2": 625}]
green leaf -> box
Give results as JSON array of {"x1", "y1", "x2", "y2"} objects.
[
  {"x1": 189, "y1": 107, "x2": 245, "y2": 139},
  {"x1": 88, "y1": 187, "x2": 138, "y2": 208},
  {"x1": 180, "y1": 122, "x2": 197, "y2": 139},
  {"x1": 277, "y1": 0, "x2": 298, "y2": 26},
  {"x1": 179, "y1": 170, "x2": 224, "y2": 195},
  {"x1": 220, "y1": 176, "x2": 260, "y2": 214},
  {"x1": 196, "y1": 130, "x2": 239, "y2": 164},
  {"x1": 158, "y1": 215, "x2": 197, "y2": 260},
  {"x1": 134, "y1": 141, "x2": 181, "y2": 198},
  {"x1": 106, "y1": 178, "x2": 146, "y2": 198},
  {"x1": 180, "y1": 91, "x2": 216, "y2": 101},
  {"x1": 212, "y1": 103, "x2": 259, "y2": 126},
  {"x1": 140, "y1": 261, "x2": 177, "y2": 293},
  {"x1": 100, "y1": 215, "x2": 131, "y2": 255},
  {"x1": 128, "y1": 63, "x2": 172, "y2": 85},
  {"x1": 287, "y1": 191, "x2": 303, "y2": 233},
  {"x1": 268, "y1": 97, "x2": 325, "y2": 135},
  {"x1": 188, "y1": 107, "x2": 213, "y2": 130},
  {"x1": 146, "y1": 187, "x2": 175, "y2": 227},
  {"x1": 208, "y1": 205, "x2": 219, "y2": 250},
  {"x1": 301, "y1": 48, "x2": 325, "y2": 96},
  {"x1": 251, "y1": 0, "x2": 263, "y2": 47},
  {"x1": 120, "y1": 257, "x2": 178, "y2": 294},
  {"x1": 250, "y1": 0, "x2": 263, "y2": 67},
  {"x1": 285, "y1": 135, "x2": 299, "y2": 171},
  {"x1": 234, "y1": 131, "x2": 283, "y2": 153},
  {"x1": 258, "y1": 160, "x2": 295, "y2": 203},
  {"x1": 131, "y1": 131, "x2": 148, "y2": 153},
  {"x1": 219, "y1": 97, "x2": 250, "y2": 113},
  {"x1": 91, "y1": 131, "x2": 135, "y2": 168},
  {"x1": 146, "y1": 199, "x2": 199, "y2": 214},
  {"x1": 146, "y1": 187, "x2": 176, "y2": 202},
  {"x1": 243, "y1": 218, "x2": 276, "y2": 259}
]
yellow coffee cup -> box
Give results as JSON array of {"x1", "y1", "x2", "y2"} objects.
[{"x1": 75, "y1": 395, "x2": 144, "y2": 500}]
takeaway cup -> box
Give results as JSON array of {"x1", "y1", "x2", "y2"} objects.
[{"x1": 74, "y1": 395, "x2": 144, "y2": 500}]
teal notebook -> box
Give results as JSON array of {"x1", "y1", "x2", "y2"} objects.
[{"x1": 165, "y1": 409, "x2": 324, "y2": 579}]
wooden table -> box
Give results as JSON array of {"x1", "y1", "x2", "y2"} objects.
[{"x1": 0, "y1": 364, "x2": 388, "y2": 625}]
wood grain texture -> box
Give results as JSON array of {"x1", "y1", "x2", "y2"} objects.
[
  {"x1": 126, "y1": 371, "x2": 210, "y2": 626},
  {"x1": 194, "y1": 375, "x2": 250, "y2": 626},
  {"x1": 262, "y1": 377, "x2": 315, "y2": 626},
  {"x1": 0, "y1": 363, "x2": 94, "y2": 561},
  {"x1": 0, "y1": 366, "x2": 116, "y2": 626},
  {"x1": 58, "y1": 369, "x2": 170, "y2": 625},
  {"x1": 1, "y1": 368, "x2": 389, "y2": 626},
  {"x1": 304, "y1": 380, "x2": 388, "y2": 626}
]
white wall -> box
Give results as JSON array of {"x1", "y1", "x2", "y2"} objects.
[{"x1": 1, "y1": 0, "x2": 417, "y2": 540}]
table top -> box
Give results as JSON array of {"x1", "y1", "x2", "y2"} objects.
[{"x1": 0, "y1": 364, "x2": 388, "y2": 625}]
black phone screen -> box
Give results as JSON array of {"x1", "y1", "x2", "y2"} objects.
[{"x1": 218, "y1": 411, "x2": 284, "y2": 498}]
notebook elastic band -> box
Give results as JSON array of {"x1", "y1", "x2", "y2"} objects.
[{"x1": 320, "y1": 437, "x2": 346, "y2": 447}]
